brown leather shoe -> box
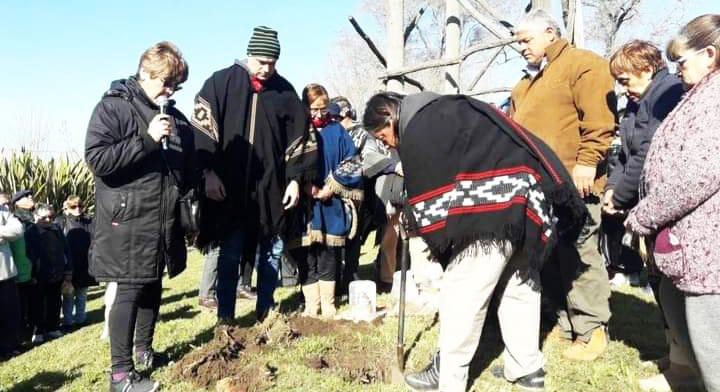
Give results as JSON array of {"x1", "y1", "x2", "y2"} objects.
[
  {"x1": 198, "y1": 297, "x2": 218, "y2": 311},
  {"x1": 236, "y1": 285, "x2": 257, "y2": 300},
  {"x1": 562, "y1": 326, "x2": 608, "y2": 361}
]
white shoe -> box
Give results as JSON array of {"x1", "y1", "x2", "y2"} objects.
[
  {"x1": 609, "y1": 273, "x2": 628, "y2": 287},
  {"x1": 46, "y1": 330, "x2": 63, "y2": 339},
  {"x1": 31, "y1": 334, "x2": 45, "y2": 344}
]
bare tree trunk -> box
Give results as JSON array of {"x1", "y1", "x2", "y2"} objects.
[
  {"x1": 387, "y1": 0, "x2": 405, "y2": 92},
  {"x1": 444, "y1": 0, "x2": 461, "y2": 93}
]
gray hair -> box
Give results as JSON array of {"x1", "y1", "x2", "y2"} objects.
[{"x1": 516, "y1": 9, "x2": 562, "y2": 37}]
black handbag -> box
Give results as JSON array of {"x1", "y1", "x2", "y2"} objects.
[{"x1": 177, "y1": 186, "x2": 201, "y2": 235}]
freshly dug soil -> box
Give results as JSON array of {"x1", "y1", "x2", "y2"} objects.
[{"x1": 174, "y1": 313, "x2": 395, "y2": 392}]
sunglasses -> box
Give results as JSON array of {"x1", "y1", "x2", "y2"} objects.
[
  {"x1": 675, "y1": 48, "x2": 706, "y2": 67},
  {"x1": 161, "y1": 78, "x2": 182, "y2": 92}
]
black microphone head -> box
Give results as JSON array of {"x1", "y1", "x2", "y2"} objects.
[{"x1": 156, "y1": 96, "x2": 169, "y2": 114}]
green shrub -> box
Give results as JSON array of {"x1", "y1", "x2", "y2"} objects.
[{"x1": 0, "y1": 149, "x2": 95, "y2": 213}]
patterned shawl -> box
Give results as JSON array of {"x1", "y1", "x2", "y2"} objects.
[{"x1": 399, "y1": 94, "x2": 586, "y2": 268}]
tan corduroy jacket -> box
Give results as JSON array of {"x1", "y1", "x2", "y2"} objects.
[{"x1": 511, "y1": 39, "x2": 617, "y2": 195}]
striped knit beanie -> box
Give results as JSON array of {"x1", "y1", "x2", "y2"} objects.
[{"x1": 247, "y1": 26, "x2": 281, "y2": 59}]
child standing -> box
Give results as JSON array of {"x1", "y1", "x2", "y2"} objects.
[
  {"x1": 26, "y1": 203, "x2": 72, "y2": 343},
  {"x1": 57, "y1": 196, "x2": 96, "y2": 331}
]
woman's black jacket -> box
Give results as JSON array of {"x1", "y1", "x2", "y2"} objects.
[
  {"x1": 606, "y1": 69, "x2": 684, "y2": 209},
  {"x1": 84, "y1": 77, "x2": 195, "y2": 283}
]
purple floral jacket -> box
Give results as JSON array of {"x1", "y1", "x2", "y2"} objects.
[{"x1": 625, "y1": 69, "x2": 720, "y2": 294}]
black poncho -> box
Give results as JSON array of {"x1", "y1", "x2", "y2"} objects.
[
  {"x1": 399, "y1": 93, "x2": 586, "y2": 269},
  {"x1": 191, "y1": 61, "x2": 317, "y2": 246}
]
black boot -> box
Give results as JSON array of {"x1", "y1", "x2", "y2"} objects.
[
  {"x1": 492, "y1": 366, "x2": 545, "y2": 391},
  {"x1": 405, "y1": 351, "x2": 440, "y2": 392}
]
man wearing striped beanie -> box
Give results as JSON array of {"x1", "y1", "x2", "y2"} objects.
[
  {"x1": 246, "y1": 25, "x2": 281, "y2": 89},
  {"x1": 191, "y1": 26, "x2": 318, "y2": 324}
]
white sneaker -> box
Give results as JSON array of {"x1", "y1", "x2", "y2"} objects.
[
  {"x1": 46, "y1": 330, "x2": 63, "y2": 339},
  {"x1": 609, "y1": 273, "x2": 629, "y2": 287},
  {"x1": 31, "y1": 334, "x2": 45, "y2": 344}
]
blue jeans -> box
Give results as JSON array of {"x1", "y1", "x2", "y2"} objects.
[
  {"x1": 216, "y1": 229, "x2": 282, "y2": 320},
  {"x1": 199, "y1": 247, "x2": 219, "y2": 300},
  {"x1": 62, "y1": 286, "x2": 88, "y2": 325}
]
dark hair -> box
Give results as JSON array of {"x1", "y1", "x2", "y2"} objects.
[
  {"x1": 362, "y1": 92, "x2": 404, "y2": 134},
  {"x1": 330, "y1": 96, "x2": 356, "y2": 120}
]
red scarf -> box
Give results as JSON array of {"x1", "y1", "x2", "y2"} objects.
[{"x1": 250, "y1": 76, "x2": 264, "y2": 92}]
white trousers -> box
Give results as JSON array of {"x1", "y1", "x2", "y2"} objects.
[{"x1": 439, "y1": 242, "x2": 544, "y2": 392}]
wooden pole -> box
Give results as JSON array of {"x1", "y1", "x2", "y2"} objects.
[
  {"x1": 531, "y1": 0, "x2": 552, "y2": 12},
  {"x1": 467, "y1": 46, "x2": 504, "y2": 91},
  {"x1": 444, "y1": 0, "x2": 461, "y2": 93},
  {"x1": 349, "y1": 16, "x2": 387, "y2": 67},
  {"x1": 381, "y1": 38, "x2": 513, "y2": 80},
  {"x1": 572, "y1": 0, "x2": 584, "y2": 48},
  {"x1": 387, "y1": 0, "x2": 405, "y2": 92},
  {"x1": 348, "y1": 16, "x2": 425, "y2": 91},
  {"x1": 404, "y1": 7, "x2": 426, "y2": 43},
  {"x1": 456, "y1": 0, "x2": 522, "y2": 54}
]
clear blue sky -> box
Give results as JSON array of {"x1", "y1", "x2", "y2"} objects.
[
  {"x1": 1, "y1": 1, "x2": 717, "y2": 157},
  {"x1": 0, "y1": 1, "x2": 368, "y2": 156}
]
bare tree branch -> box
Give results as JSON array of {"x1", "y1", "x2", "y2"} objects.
[{"x1": 381, "y1": 37, "x2": 515, "y2": 79}]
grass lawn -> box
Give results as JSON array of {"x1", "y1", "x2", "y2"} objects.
[{"x1": 0, "y1": 245, "x2": 668, "y2": 392}]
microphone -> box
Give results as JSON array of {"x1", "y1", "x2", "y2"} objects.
[{"x1": 156, "y1": 96, "x2": 170, "y2": 150}]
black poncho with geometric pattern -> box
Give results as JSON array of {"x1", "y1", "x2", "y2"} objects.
[{"x1": 398, "y1": 94, "x2": 587, "y2": 269}]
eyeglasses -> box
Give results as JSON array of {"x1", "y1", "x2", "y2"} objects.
[
  {"x1": 310, "y1": 107, "x2": 328, "y2": 116},
  {"x1": 161, "y1": 78, "x2": 182, "y2": 92},
  {"x1": 675, "y1": 48, "x2": 706, "y2": 67}
]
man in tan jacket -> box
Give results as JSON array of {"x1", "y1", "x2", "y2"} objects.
[{"x1": 510, "y1": 9, "x2": 616, "y2": 362}]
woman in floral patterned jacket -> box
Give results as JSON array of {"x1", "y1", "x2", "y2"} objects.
[{"x1": 625, "y1": 14, "x2": 720, "y2": 392}]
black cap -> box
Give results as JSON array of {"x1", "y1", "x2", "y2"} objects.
[{"x1": 11, "y1": 189, "x2": 32, "y2": 205}]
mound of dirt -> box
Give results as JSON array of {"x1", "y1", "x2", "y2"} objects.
[{"x1": 174, "y1": 313, "x2": 395, "y2": 392}]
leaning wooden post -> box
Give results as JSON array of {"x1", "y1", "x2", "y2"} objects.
[
  {"x1": 387, "y1": 0, "x2": 405, "y2": 92},
  {"x1": 444, "y1": 0, "x2": 461, "y2": 93}
]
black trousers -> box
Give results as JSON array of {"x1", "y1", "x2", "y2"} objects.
[
  {"x1": 16, "y1": 281, "x2": 32, "y2": 339},
  {"x1": 292, "y1": 244, "x2": 341, "y2": 285},
  {"x1": 0, "y1": 278, "x2": 21, "y2": 354},
  {"x1": 109, "y1": 280, "x2": 162, "y2": 373},
  {"x1": 28, "y1": 280, "x2": 62, "y2": 334}
]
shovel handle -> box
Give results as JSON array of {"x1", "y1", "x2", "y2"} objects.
[{"x1": 397, "y1": 234, "x2": 410, "y2": 372}]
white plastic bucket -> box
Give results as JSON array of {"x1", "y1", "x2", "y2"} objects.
[{"x1": 348, "y1": 280, "x2": 377, "y2": 320}]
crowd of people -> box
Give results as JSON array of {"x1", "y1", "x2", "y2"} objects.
[
  {"x1": 0, "y1": 191, "x2": 95, "y2": 353},
  {"x1": 1, "y1": 10, "x2": 719, "y2": 392}
]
